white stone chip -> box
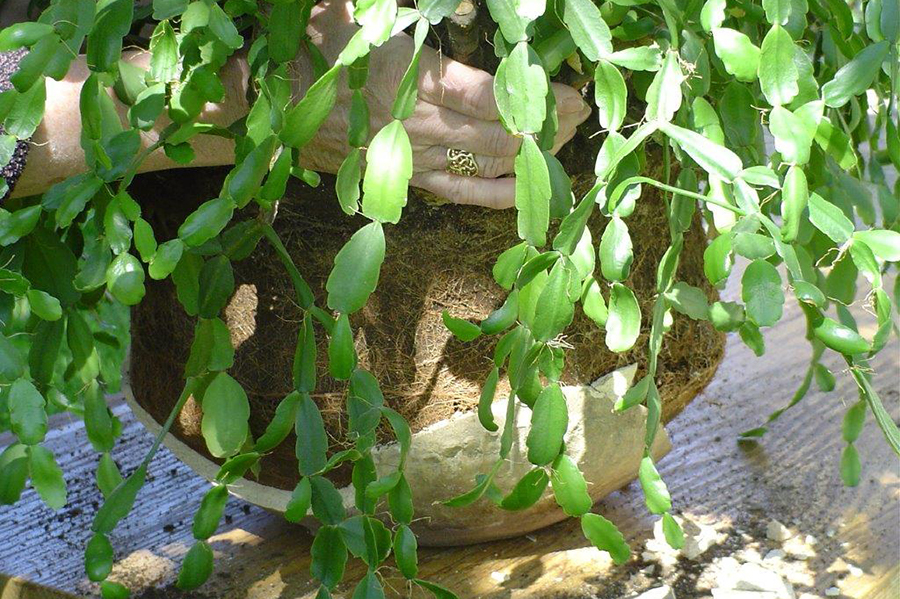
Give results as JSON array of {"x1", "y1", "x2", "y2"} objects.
[
  {"x1": 631, "y1": 585, "x2": 676, "y2": 599},
  {"x1": 733, "y1": 562, "x2": 796, "y2": 599},
  {"x1": 764, "y1": 549, "x2": 786, "y2": 561},
  {"x1": 490, "y1": 571, "x2": 509, "y2": 584},
  {"x1": 648, "y1": 515, "x2": 723, "y2": 561},
  {"x1": 766, "y1": 520, "x2": 793, "y2": 542},
  {"x1": 824, "y1": 587, "x2": 840, "y2": 597},
  {"x1": 711, "y1": 590, "x2": 780, "y2": 599},
  {"x1": 783, "y1": 536, "x2": 817, "y2": 560}
]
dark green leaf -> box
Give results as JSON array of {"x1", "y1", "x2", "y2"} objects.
[
  {"x1": 703, "y1": 232, "x2": 733, "y2": 286},
  {"x1": 581, "y1": 513, "x2": 630, "y2": 564},
  {"x1": 284, "y1": 477, "x2": 312, "y2": 523},
  {"x1": 200, "y1": 373, "x2": 250, "y2": 458},
  {"x1": 176, "y1": 541, "x2": 214, "y2": 591},
  {"x1": 28, "y1": 445, "x2": 66, "y2": 509},
  {"x1": 9, "y1": 378, "x2": 46, "y2": 445},
  {"x1": 281, "y1": 64, "x2": 342, "y2": 148},
  {"x1": 296, "y1": 393, "x2": 328, "y2": 475},
  {"x1": 352, "y1": 572, "x2": 384, "y2": 599},
  {"x1": 326, "y1": 222, "x2": 385, "y2": 314},
  {"x1": 393, "y1": 524, "x2": 418, "y2": 578},
  {"x1": 311, "y1": 526, "x2": 347, "y2": 589},
  {"x1": 96, "y1": 453, "x2": 123, "y2": 498},
  {"x1": 192, "y1": 484, "x2": 227, "y2": 540},
  {"x1": 550, "y1": 454, "x2": 591, "y2": 516},
  {"x1": 840, "y1": 444, "x2": 861, "y2": 487},
  {"x1": 822, "y1": 41, "x2": 890, "y2": 108},
  {"x1": 85, "y1": 533, "x2": 114, "y2": 582},
  {"x1": 500, "y1": 467, "x2": 550, "y2": 510},
  {"x1": 198, "y1": 256, "x2": 234, "y2": 318},
  {"x1": 813, "y1": 318, "x2": 870, "y2": 355},
  {"x1": 328, "y1": 313, "x2": 357, "y2": 380},
  {"x1": 310, "y1": 475, "x2": 346, "y2": 524},
  {"x1": 808, "y1": 193, "x2": 854, "y2": 244},
  {"x1": 178, "y1": 198, "x2": 235, "y2": 248},
  {"x1": 93, "y1": 465, "x2": 147, "y2": 534},
  {"x1": 638, "y1": 456, "x2": 671, "y2": 514},
  {"x1": 532, "y1": 260, "x2": 575, "y2": 342},
  {"x1": 442, "y1": 310, "x2": 483, "y2": 341},
  {"x1": 742, "y1": 259, "x2": 784, "y2": 327},
  {"x1": 526, "y1": 383, "x2": 568, "y2": 465},
  {"x1": 515, "y1": 136, "x2": 551, "y2": 247}
]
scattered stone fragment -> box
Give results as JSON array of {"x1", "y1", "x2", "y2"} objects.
[
  {"x1": 764, "y1": 549, "x2": 786, "y2": 561},
  {"x1": 732, "y1": 562, "x2": 796, "y2": 599},
  {"x1": 490, "y1": 571, "x2": 509, "y2": 584},
  {"x1": 828, "y1": 557, "x2": 851, "y2": 574},
  {"x1": 647, "y1": 515, "x2": 724, "y2": 561},
  {"x1": 825, "y1": 528, "x2": 836, "y2": 538},
  {"x1": 631, "y1": 586, "x2": 676, "y2": 599},
  {"x1": 640, "y1": 564, "x2": 656, "y2": 576},
  {"x1": 846, "y1": 563, "x2": 863, "y2": 577},
  {"x1": 783, "y1": 536, "x2": 816, "y2": 560},
  {"x1": 711, "y1": 591, "x2": 779, "y2": 599},
  {"x1": 766, "y1": 520, "x2": 793, "y2": 542},
  {"x1": 805, "y1": 534, "x2": 818, "y2": 546},
  {"x1": 824, "y1": 587, "x2": 840, "y2": 597},
  {"x1": 797, "y1": 594, "x2": 823, "y2": 599}
]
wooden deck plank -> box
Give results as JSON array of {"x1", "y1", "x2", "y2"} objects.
[{"x1": 1, "y1": 274, "x2": 898, "y2": 599}]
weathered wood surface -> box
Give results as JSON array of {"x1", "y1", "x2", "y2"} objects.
[{"x1": 1, "y1": 273, "x2": 898, "y2": 599}]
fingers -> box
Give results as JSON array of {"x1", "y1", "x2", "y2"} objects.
[
  {"x1": 406, "y1": 102, "x2": 522, "y2": 157},
  {"x1": 418, "y1": 50, "x2": 500, "y2": 121},
  {"x1": 411, "y1": 171, "x2": 516, "y2": 209},
  {"x1": 414, "y1": 146, "x2": 516, "y2": 178},
  {"x1": 552, "y1": 101, "x2": 591, "y2": 151},
  {"x1": 550, "y1": 82, "x2": 589, "y2": 115},
  {"x1": 417, "y1": 48, "x2": 590, "y2": 121}
]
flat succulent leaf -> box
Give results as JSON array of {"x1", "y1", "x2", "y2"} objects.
[
  {"x1": 532, "y1": 260, "x2": 575, "y2": 342},
  {"x1": 822, "y1": 41, "x2": 890, "y2": 108},
  {"x1": 9, "y1": 379, "x2": 47, "y2": 445},
  {"x1": 742, "y1": 259, "x2": 784, "y2": 327},
  {"x1": 562, "y1": 0, "x2": 612, "y2": 61},
  {"x1": 593, "y1": 59, "x2": 626, "y2": 132},
  {"x1": 201, "y1": 373, "x2": 251, "y2": 458},
  {"x1": 362, "y1": 120, "x2": 412, "y2": 224},
  {"x1": 526, "y1": 383, "x2": 568, "y2": 465},
  {"x1": 326, "y1": 222, "x2": 386, "y2": 314},
  {"x1": 759, "y1": 25, "x2": 799, "y2": 106},
  {"x1": 712, "y1": 28, "x2": 760, "y2": 83},
  {"x1": 550, "y1": 454, "x2": 592, "y2": 516},
  {"x1": 581, "y1": 513, "x2": 630, "y2": 564},
  {"x1": 606, "y1": 282, "x2": 641, "y2": 352},
  {"x1": 514, "y1": 136, "x2": 551, "y2": 247}
]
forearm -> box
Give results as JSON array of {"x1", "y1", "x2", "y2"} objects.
[{"x1": 11, "y1": 51, "x2": 251, "y2": 198}]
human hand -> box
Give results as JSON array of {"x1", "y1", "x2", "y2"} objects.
[{"x1": 298, "y1": 1, "x2": 591, "y2": 209}]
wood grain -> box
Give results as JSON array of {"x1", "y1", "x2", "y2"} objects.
[{"x1": 1, "y1": 274, "x2": 898, "y2": 599}]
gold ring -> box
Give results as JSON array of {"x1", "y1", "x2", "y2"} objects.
[{"x1": 446, "y1": 148, "x2": 479, "y2": 177}]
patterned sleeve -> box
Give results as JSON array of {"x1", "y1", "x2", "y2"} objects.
[{"x1": 0, "y1": 49, "x2": 30, "y2": 200}]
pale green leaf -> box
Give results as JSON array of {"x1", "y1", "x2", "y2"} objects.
[{"x1": 362, "y1": 120, "x2": 412, "y2": 224}]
